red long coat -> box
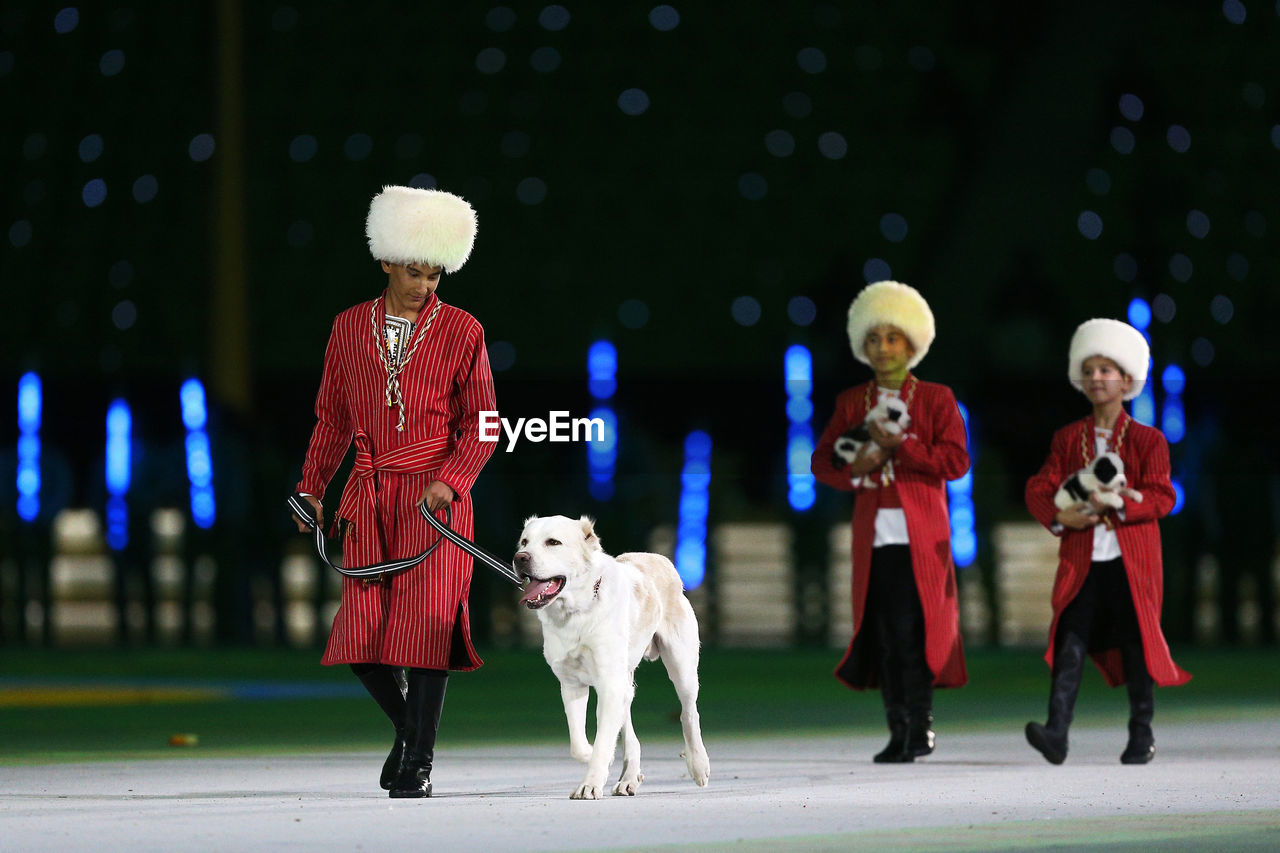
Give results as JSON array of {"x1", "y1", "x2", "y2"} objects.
[
  {"x1": 812, "y1": 377, "x2": 970, "y2": 689},
  {"x1": 297, "y1": 292, "x2": 497, "y2": 671},
  {"x1": 1024, "y1": 410, "x2": 1190, "y2": 687}
]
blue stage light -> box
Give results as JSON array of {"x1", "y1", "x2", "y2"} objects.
[
  {"x1": 947, "y1": 401, "x2": 977, "y2": 568},
  {"x1": 586, "y1": 342, "x2": 618, "y2": 501},
  {"x1": 16, "y1": 373, "x2": 42, "y2": 522},
  {"x1": 1128, "y1": 297, "x2": 1152, "y2": 331},
  {"x1": 1170, "y1": 479, "x2": 1185, "y2": 515},
  {"x1": 1161, "y1": 364, "x2": 1186, "y2": 395},
  {"x1": 587, "y1": 340, "x2": 617, "y2": 401},
  {"x1": 1133, "y1": 357, "x2": 1156, "y2": 426},
  {"x1": 675, "y1": 430, "x2": 712, "y2": 589},
  {"x1": 784, "y1": 345, "x2": 816, "y2": 512},
  {"x1": 180, "y1": 379, "x2": 217, "y2": 528},
  {"x1": 105, "y1": 399, "x2": 132, "y2": 549}
]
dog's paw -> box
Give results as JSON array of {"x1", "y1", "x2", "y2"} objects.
[
  {"x1": 570, "y1": 782, "x2": 603, "y2": 800},
  {"x1": 612, "y1": 773, "x2": 643, "y2": 796},
  {"x1": 570, "y1": 744, "x2": 592, "y2": 764},
  {"x1": 682, "y1": 749, "x2": 711, "y2": 787}
]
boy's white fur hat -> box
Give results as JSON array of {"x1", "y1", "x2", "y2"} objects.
[
  {"x1": 846, "y1": 280, "x2": 935, "y2": 369},
  {"x1": 365, "y1": 186, "x2": 477, "y2": 272},
  {"x1": 1068, "y1": 318, "x2": 1149, "y2": 401}
]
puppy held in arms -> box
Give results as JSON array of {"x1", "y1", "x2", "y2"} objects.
[
  {"x1": 831, "y1": 396, "x2": 911, "y2": 485},
  {"x1": 1054, "y1": 451, "x2": 1144, "y2": 512},
  {"x1": 514, "y1": 515, "x2": 711, "y2": 800}
]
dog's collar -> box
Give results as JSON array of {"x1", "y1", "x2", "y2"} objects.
[{"x1": 593, "y1": 577, "x2": 601, "y2": 600}]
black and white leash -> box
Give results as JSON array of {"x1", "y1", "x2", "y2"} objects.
[{"x1": 287, "y1": 493, "x2": 522, "y2": 586}]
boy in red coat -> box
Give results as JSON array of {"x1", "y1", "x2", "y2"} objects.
[
  {"x1": 292, "y1": 186, "x2": 497, "y2": 796},
  {"x1": 813, "y1": 281, "x2": 970, "y2": 763},
  {"x1": 1024, "y1": 319, "x2": 1190, "y2": 765}
]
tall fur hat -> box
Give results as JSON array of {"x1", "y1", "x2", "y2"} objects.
[
  {"x1": 1068, "y1": 318, "x2": 1149, "y2": 401},
  {"x1": 845, "y1": 280, "x2": 936, "y2": 369},
  {"x1": 365, "y1": 186, "x2": 477, "y2": 272}
]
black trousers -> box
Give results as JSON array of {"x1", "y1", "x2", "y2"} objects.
[
  {"x1": 866, "y1": 545, "x2": 931, "y2": 711},
  {"x1": 1056, "y1": 558, "x2": 1142, "y2": 654}
]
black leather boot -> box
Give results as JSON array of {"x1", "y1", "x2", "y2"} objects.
[
  {"x1": 1026, "y1": 631, "x2": 1086, "y2": 765},
  {"x1": 389, "y1": 668, "x2": 448, "y2": 798},
  {"x1": 903, "y1": 658, "x2": 935, "y2": 758},
  {"x1": 1119, "y1": 643, "x2": 1155, "y2": 764},
  {"x1": 872, "y1": 605, "x2": 912, "y2": 763},
  {"x1": 906, "y1": 708, "x2": 935, "y2": 758},
  {"x1": 351, "y1": 664, "x2": 408, "y2": 790},
  {"x1": 873, "y1": 706, "x2": 912, "y2": 763}
]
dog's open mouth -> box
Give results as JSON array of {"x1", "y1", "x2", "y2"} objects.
[{"x1": 519, "y1": 576, "x2": 566, "y2": 610}]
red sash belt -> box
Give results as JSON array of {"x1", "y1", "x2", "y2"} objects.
[{"x1": 336, "y1": 430, "x2": 452, "y2": 558}]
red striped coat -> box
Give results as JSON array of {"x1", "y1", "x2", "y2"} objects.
[
  {"x1": 812, "y1": 377, "x2": 970, "y2": 689},
  {"x1": 297, "y1": 292, "x2": 497, "y2": 671},
  {"x1": 1024, "y1": 410, "x2": 1191, "y2": 687}
]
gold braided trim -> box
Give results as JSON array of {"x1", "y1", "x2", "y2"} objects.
[{"x1": 371, "y1": 297, "x2": 445, "y2": 432}]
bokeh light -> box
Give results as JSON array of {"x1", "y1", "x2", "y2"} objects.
[
  {"x1": 618, "y1": 88, "x2": 650, "y2": 115},
  {"x1": 649, "y1": 5, "x2": 680, "y2": 30},
  {"x1": 1186, "y1": 209, "x2": 1210, "y2": 238},
  {"x1": 476, "y1": 47, "x2": 506, "y2": 74},
  {"x1": 289, "y1": 134, "x2": 318, "y2": 163},
  {"x1": 1110, "y1": 126, "x2": 1135, "y2": 154},
  {"x1": 530, "y1": 46, "x2": 561, "y2": 72},
  {"x1": 1113, "y1": 253, "x2": 1137, "y2": 282},
  {"x1": 1210, "y1": 294, "x2": 1234, "y2": 324},
  {"x1": 131, "y1": 174, "x2": 158, "y2": 203},
  {"x1": 1076, "y1": 210, "x2": 1103, "y2": 240},
  {"x1": 863, "y1": 258, "x2": 891, "y2": 282},
  {"x1": 879, "y1": 213, "x2": 908, "y2": 243},
  {"x1": 1169, "y1": 253, "x2": 1193, "y2": 282},
  {"x1": 539, "y1": 5, "x2": 570, "y2": 30},
  {"x1": 188, "y1": 134, "x2": 216, "y2": 162},
  {"x1": 516, "y1": 177, "x2": 547, "y2": 205},
  {"x1": 765, "y1": 130, "x2": 795, "y2": 157},
  {"x1": 797, "y1": 47, "x2": 827, "y2": 74},
  {"x1": 1118, "y1": 93, "x2": 1145, "y2": 121},
  {"x1": 619, "y1": 299, "x2": 650, "y2": 329},
  {"x1": 54, "y1": 7, "x2": 79, "y2": 34},
  {"x1": 1166, "y1": 125, "x2": 1191, "y2": 153},
  {"x1": 787, "y1": 296, "x2": 817, "y2": 327},
  {"x1": 82, "y1": 179, "x2": 108, "y2": 208},
  {"x1": 731, "y1": 296, "x2": 762, "y2": 326},
  {"x1": 817, "y1": 132, "x2": 847, "y2": 159},
  {"x1": 100, "y1": 49, "x2": 125, "y2": 76},
  {"x1": 738, "y1": 172, "x2": 767, "y2": 200}
]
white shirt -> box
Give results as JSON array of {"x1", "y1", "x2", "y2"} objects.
[
  {"x1": 872, "y1": 386, "x2": 910, "y2": 547},
  {"x1": 1091, "y1": 428, "x2": 1122, "y2": 561}
]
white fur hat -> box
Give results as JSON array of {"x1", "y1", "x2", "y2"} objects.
[
  {"x1": 1068, "y1": 318, "x2": 1149, "y2": 401},
  {"x1": 845, "y1": 280, "x2": 936, "y2": 369},
  {"x1": 365, "y1": 186, "x2": 477, "y2": 272}
]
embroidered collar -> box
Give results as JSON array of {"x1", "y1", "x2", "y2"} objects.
[{"x1": 593, "y1": 577, "x2": 602, "y2": 600}]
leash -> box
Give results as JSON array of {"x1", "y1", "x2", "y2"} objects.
[{"x1": 287, "y1": 492, "x2": 522, "y2": 586}]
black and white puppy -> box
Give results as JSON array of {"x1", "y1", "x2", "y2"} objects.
[
  {"x1": 831, "y1": 396, "x2": 911, "y2": 468},
  {"x1": 1054, "y1": 451, "x2": 1144, "y2": 512}
]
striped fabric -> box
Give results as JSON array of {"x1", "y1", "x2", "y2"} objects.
[
  {"x1": 297, "y1": 292, "x2": 497, "y2": 671},
  {"x1": 1025, "y1": 409, "x2": 1191, "y2": 687},
  {"x1": 812, "y1": 378, "x2": 970, "y2": 689}
]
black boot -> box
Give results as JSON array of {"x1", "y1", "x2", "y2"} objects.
[
  {"x1": 1026, "y1": 631, "x2": 1086, "y2": 765},
  {"x1": 1119, "y1": 643, "x2": 1155, "y2": 764},
  {"x1": 906, "y1": 709, "x2": 935, "y2": 758},
  {"x1": 903, "y1": 660, "x2": 935, "y2": 758},
  {"x1": 873, "y1": 706, "x2": 912, "y2": 763},
  {"x1": 351, "y1": 664, "x2": 408, "y2": 790},
  {"x1": 389, "y1": 668, "x2": 448, "y2": 798},
  {"x1": 871, "y1": 605, "x2": 912, "y2": 763}
]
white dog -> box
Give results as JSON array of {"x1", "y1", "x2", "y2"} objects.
[{"x1": 513, "y1": 514, "x2": 711, "y2": 800}]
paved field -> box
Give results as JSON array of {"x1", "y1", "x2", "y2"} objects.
[{"x1": 2, "y1": 720, "x2": 1277, "y2": 851}]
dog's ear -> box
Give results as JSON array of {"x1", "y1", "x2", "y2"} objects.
[
  {"x1": 579, "y1": 515, "x2": 597, "y2": 541},
  {"x1": 522, "y1": 514, "x2": 539, "y2": 529}
]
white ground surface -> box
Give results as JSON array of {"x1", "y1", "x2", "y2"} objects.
[{"x1": 2, "y1": 720, "x2": 1278, "y2": 852}]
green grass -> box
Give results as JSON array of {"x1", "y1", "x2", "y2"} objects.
[{"x1": 0, "y1": 645, "x2": 1274, "y2": 764}]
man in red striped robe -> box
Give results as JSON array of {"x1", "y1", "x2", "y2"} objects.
[
  {"x1": 1024, "y1": 318, "x2": 1190, "y2": 766},
  {"x1": 292, "y1": 186, "x2": 497, "y2": 797},
  {"x1": 812, "y1": 281, "x2": 969, "y2": 763}
]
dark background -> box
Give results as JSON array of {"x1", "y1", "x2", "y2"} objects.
[{"x1": 2, "y1": 1, "x2": 1277, "y2": 646}]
